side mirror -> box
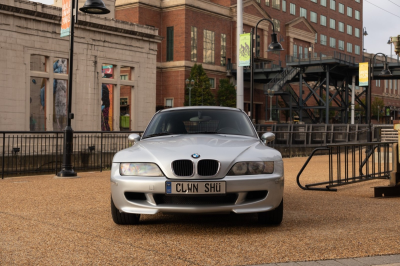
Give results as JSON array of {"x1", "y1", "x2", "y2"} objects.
[
  {"x1": 261, "y1": 132, "x2": 275, "y2": 144},
  {"x1": 128, "y1": 133, "x2": 141, "y2": 143}
]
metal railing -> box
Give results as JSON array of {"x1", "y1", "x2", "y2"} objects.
[
  {"x1": 0, "y1": 126, "x2": 396, "y2": 178},
  {"x1": 1, "y1": 131, "x2": 142, "y2": 179},
  {"x1": 296, "y1": 142, "x2": 393, "y2": 191},
  {"x1": 286, "y1": 51, "x2": 356, "y2": 65}
]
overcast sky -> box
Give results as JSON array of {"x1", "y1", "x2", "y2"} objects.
[{"x1": 31, "y1": 0, "x2": 400, "y2": 58}]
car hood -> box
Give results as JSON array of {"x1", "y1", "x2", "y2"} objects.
[{"x1": 113, "y1": 134, "x2": 282, "y2": 179}]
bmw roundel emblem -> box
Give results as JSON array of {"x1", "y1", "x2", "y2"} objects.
[{"x1": 191, "y1": 153, "x2": 200, "y2": 159}]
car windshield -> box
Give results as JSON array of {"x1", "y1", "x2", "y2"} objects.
[{"x1": 142, "y1": 109, "x2": 257, "y2": 139}]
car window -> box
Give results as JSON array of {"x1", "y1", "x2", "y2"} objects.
[{"x1": 142, "y1": 109, "x2": 256, "y2": 138}]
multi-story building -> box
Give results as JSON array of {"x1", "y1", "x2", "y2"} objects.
[{"x1": 115, "y1": 0, "x2": 364, "y2": 123}]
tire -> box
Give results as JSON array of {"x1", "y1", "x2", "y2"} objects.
[
  {"x1": 258, "y1": 198, "x2": 283, "y2": 225},
  {"x1": 111, "y1": 196, "x2": 140, "y2": 225}
]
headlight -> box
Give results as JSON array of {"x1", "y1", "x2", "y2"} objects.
[
  {"x1": 119, "y1": 163, "x2": 163, "y2": 176},
  {"x1": 228, "y1": 161, "x2": 274, "y2": 175}
]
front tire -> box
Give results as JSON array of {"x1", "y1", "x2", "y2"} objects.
[
  {"x1": 111, "y1": 196, "x2": 140, "y2": 225},
  {"x1": 258, "y1": 198, "x2": 283, "y2": 225}
]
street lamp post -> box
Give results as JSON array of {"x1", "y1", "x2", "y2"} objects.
[
  {"x1": 366, "y1": 53, "x2": 392, "y2": 142},
  {"x1": 267, "y1": 89, "x2": 274, "y2": 121},
  {"x1": 378, "y1": 105, "x2": 380, "y2": 123},
  {"x1": 185, "y1": 79, "x2": 195, "y2": 106},
  {"x1": 387, "y1": 38, "x2": 393, "y2": 59},
  {"x1": 249, "y1": 18, "x2": 284, "y2": 121},
  {"x1": 362, "y1": 27, "x2": 368, "y2": 61},
  {"x1": 57, "y1": 0, "x2": 110, "y2": 177}
]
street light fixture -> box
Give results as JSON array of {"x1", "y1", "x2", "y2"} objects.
[
  {"x1": 362, "y1": 27, "x2": 368, "y2": 61},
  {"x1": 185, "y1": 79, "x2": 195, "y2": 106},
  {"x1": 249, "y1": 18, "x2": 283, "y2": 121},
  {"x1": 267, "y1": 89, "x2": 275, "y2": 121},
  {"x1": 57, "y1": 0, "x2": 110, "y2": 178}
]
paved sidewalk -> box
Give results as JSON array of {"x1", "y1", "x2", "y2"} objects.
[{"x1": 257, "y1": 254, "x2": 400, "y2": 266}]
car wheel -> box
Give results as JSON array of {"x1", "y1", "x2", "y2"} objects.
[
  {"x1": 258, "y1": 198, "x2": 283, "y2": 225},
  {"x1": 111, "y1": 196, "x2": 140, "y2": 225}
]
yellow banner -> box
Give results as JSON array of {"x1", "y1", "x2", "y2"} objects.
[
  {"x1": 239, "y1": 33, "x2": 251, "y2": 67},
  {"x1": 359, "y1": 62, "x2": 369, "y2": 86}
]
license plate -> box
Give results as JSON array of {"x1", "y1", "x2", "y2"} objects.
[{"x1": 166, "y1": 181, "x2": 226, "y2": 194}]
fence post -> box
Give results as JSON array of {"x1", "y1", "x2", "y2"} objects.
[
  {"x1": 55, "y1": 132, "x2": 58, "y2": 175},
  {"x1": 100, "y1": 132, "x2": 103, "y2": 172},
  {"x1": 2, "y1": 133, "x2": 5, "y2": 179}
]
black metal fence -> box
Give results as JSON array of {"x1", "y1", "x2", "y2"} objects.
[
  {"x1": 0, "y1": 125, "x2": 396, "y2": 178},
  {"x1": 1, "y1": 131, "x2": 142, "y2": 179},
  {"x1": 297, "y1": 142, "x2": 393, "y2": 191}
]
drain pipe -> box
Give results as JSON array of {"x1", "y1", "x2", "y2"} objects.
[{"x1": 351, "y1": 75, "x2": 355, "y2": 124}]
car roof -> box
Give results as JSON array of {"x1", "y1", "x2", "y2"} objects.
[{"x1": 158, "y1": 106, "x2": 242, "y2": 113}]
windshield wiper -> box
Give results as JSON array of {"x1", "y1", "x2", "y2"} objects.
[{"x1": 142, "y1": 132, "x2": 176, "y2": 139}]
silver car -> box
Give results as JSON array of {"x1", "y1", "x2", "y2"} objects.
[{"x1": 110, "y1": 106, "x2": 284, "y2": 225}]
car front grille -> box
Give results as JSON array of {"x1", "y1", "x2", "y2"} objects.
[
  {"x1": 172, "y1": 160, "x2": 194, "y2": 176},
  {"x1": 153, "y1": 193, "x2": 238, "y2": 205},
  {"x1": 198, "y1": 160, "x2": 219, "y2": 176}
]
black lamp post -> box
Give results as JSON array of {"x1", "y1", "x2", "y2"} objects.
[
  {"x1": 366, "y1": 53, "x2": 392, "y2": 142},
  {"x1": 185, "y1": 79, "x2": 195, "y2": 106},
  {"x1": 57, "y1": 0, "x2": 110, "y2": 177},
  {"x1": 362, "y1": 27, "x2": 368, "y2": 61},
  {"x1": 250, "y1": 19, "x2": 283, "y2": 121}
]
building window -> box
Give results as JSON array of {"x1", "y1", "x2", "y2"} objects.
[
  {"x1": 355, "y1": 45, "x2": 360, "y2": 55},
  {"x1": 299, "y1": 45, "x2": 303, "y2": 58},
  {"x1": 347, "y1": 25, "x2": 352, "y2": 35},
  {"x1": 356, "y1": 0, "x2": 360, "y2": 2},
  {"x1": 191, "y1": 26, "x2": 197, "y2": 62},
  {"x1": 347, "y1": 43, "x2": 352, "y2": 53},
  {"x1": 165, "y1": 98, "x2": 173, "y2": 107},
  {"x1": 338, "y1": 22, "x2": 344, "y2": 32},
  {"x1": 304, "y1": 47, "x2": 308, "y2": 59},
  {"x1": 167, "y1": 27, "x2": 174, "y2": 61},
  {"x1": 311, "y1": 0, "x2": 317, "y2": 2},
  {"x1": 293, "y1": 44, "x2": 297, "y2": 57},
  {"x1": 272, "y1": 19, "x2": 281, "y2": 32},
  {"x1": 272, "y1": 0, "x2": 280, "y2": 9},
  {"x1": 315, "y1": 33, "x2": 318, "y2": 43},
  {"x1": 320, "y1": 34, "x2": 327, "y2": 45},
  {"x1": 330, "y1": 37, "x2": 336, "y2": 48},
  {"x1": 347, "y1": 6, "x2": 352, "y2": 17},
  {"x1": 339, "y1": 3, "x2": 344, "y2": 14},
  {"x1": 321, "y1": 0, "x2": 326, "y2": 7},
  {"x1": 310, "y1": 11, "x2": 317, "y2": 23},
  {"x1": 355, "y1": 28, "x2": 360, "y2": 38},
  {"x1": 282, "y1": 0, "x2": 286, "y2": 11},
  {"x1": 338, "y1": 40, "x2": 344, "y2": 50},
  {"x1": 330, "y1": 0, "x2": 335, "y2": 10},
  {"x1": 209, "y1": 78, "x2": 215, "y2": 89},
  {"x1": 330, "y1": 18, "x2": 335, "y2": 29},
  {"x1": 120, "y1": 75, "x2": 128, "y2": 80},
  {"x1": 203, "y1": 29, "x2": 215, "y2": 64},
  {"x1": 376, "y1": 80, "x2": 380, "y2": 87},
  {"x1": 320, "y1": 15, "x2": 327, "y2": 26},
  {"x1": 355, "y1": 10, "x2": 360, "y2": 20},
  {"x1": 221, "y1": 34, "x2": 226, "y2": 66},
  {"x1": 290, "y1": 3, "x2": 296, "y2": 15},
  {"x1": 300, "y1": 8, "x2": 307, "y2": 18},
  {"x1": 256, "y1": 0, "x2": 260, "y2": 3},
  {"x1": 265, "y1": 0, "x2": 270, "y2": 6}
]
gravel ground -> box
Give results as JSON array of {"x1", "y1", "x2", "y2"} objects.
[{"x1": 1, "y1": 155, "x2": 400, "y2": 265}]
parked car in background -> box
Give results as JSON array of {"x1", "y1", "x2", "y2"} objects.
[{"x1": 110, "y1": 106, "x2": 284, "y2": 225}]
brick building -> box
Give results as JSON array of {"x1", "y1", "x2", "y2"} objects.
[{"x1": 115, "y1": 0, "x2": 364, "y2": 123}]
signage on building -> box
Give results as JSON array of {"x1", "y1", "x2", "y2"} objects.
[
  {"x1": 60, "y1": 0, "x2": 71, "y2": 37},
  {"x1": 239, "y1": 33, "x2": 251, "y2": 67},
  {"x1": 359, "y1": 62, "x2": 369, "y2": 86}
]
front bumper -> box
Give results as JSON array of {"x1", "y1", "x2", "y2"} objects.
[{"x1": 110, "y1": 163, "x2": 284, "y2": 215}]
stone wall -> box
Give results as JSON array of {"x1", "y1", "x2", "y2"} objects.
[{"x1": 0, "y1": 0, "x2": 161, "y2": 131}]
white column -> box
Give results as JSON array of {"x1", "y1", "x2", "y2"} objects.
[
  {"x1": 236, "y1": 0, "x2": 243, "y2": 110},
  {"x1": 351, "y1": 75, "x2": 355, "y2": 124}
]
